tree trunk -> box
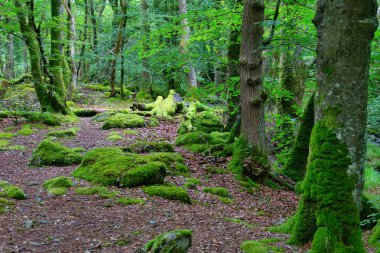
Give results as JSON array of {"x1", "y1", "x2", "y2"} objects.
[
  {"x1": 239, "y1": 0, "x2": 269, "y2": 183},
  {"x1": 290, "y1": 0, "x2": 378, "y2": 251},
  {"x1": 50, "y1": 0, "x2": 69, "y2": 114},
  {"x1": 77, "y1": 0, "x2": 89, "y2": 81},
  {"x1": 5, "y1": 31, "x2": 14, "y2": 80},
  {"x1": 178, "y1": 0, "x2": 197, "y2": 89},
  {"x1": 110, "y1": 0, "x2": 128, "y2": 97},
  {"x1": 89, "y1": 0, "x2": 97, "y2": 53},
  {"x1": 140, "y1": 0, "x2": 152, "y2": 95}
]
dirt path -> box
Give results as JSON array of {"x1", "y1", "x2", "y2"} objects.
[{"x1": 0, "y1": 117, "x2": 298, "y2": 253}]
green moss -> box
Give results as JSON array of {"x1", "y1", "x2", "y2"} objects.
[
  {"x1": 240, "y1": 240, "x2": 284, "y2": 253},
  {"x1": 289, "y1": 121, "x2": 365, "y2": 252},
  {"x1": 87, "y1": 84, "x2": 110, "y2": 92},
  {"x1": 0, "y1": 139, "x2": 10, "y2": 147},
  {"x1": 116, "y1": 197, "x2": 145, "y2": 205},
  {"x1": 124, "y1": 141, "x2": 174, "y2": 153},
  {"x1": 145, "y1": 90, "x2": 182, "y2": 117},
  {"x1": 370, "y1": 220, "x2": 380, "y2": 247},
  {"x1": 30, "y1": 139, "x2": 83, "y2": 166},
  {"x1": 75, "y1": 186, "x2": 118, "y2": 198},
  {"x1": 148, "y1": 117, "x2": 160, "y2": 127},
  {"x1": 5, "y1": 186, "x2": 27, "y2": 200},
  {"x1": 72, "y1": 147, "x2": 166, "y2": 187},
  {"x1": 136, "y1": 90, "x2": 152, "y2": 101},
  {"x1": 0, "y1": 198, "x2": 14, "y2": 213},
  {"x1": 282, "y1": 94, "x2": 314, "y2": 182},
  {"x1": 123, "y1": 129, "x2": 138, "y2": 135},
  {"x1": 24, "y1": 112, "x2": 62, "y2": 126},
  {"x1": 205, "y1": 165, "x2": 227, "y2": 174},
  {"x1": 268, "y1": 215, "x2": 297, "y2": 234},
  {"x1": 224, "y1": 217, "x2": 254, "y2": 229},
  {"x1": 183, "y1": 178, "x2": 201, "y2": 189},
  {"x1": 219, "y1": 196, "x2": 233, "y2": 204},
  {"x1": 142, "y1": 184, "x2": 191, "y2": 204},
  {"x1": 145, "y1": 152, "x2": 190, "y2": 176},
  {"x1": 203, "y1": 187, "x2": 230, "y2": 198},
  {"x1": 102, "y1": 113, "x2": 145, "y2": 129},
  {"x1": 73, "y1": 109, "x2": 100, "y2": 117},
  {"x1": 47, "y1": 127, "x2": 79, "y2": 137},
  {"x1": 192, "y1": 110, "x2": 224, "y2": 133},
  {"x1": 43, "y1": 176, "x2": 73, "y2": 196},
  {"x1": 0, "y1": 145, "x2": 26, "y2": 151},
  {"x1": 144, "y1": 229, "x2": 192, "y2": 253},
  {"x1": 18, "y1": 124, "x2": 34, "y2": 135},
  {"x1": 107, "y1": 131, "x2": 123, "y2": 141},
  {"x1": 0, "y1": 132, "x2": 15, "y2": 139}
]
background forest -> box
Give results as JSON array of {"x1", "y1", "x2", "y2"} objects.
[{"x1": 0, "y1": 0, "x2": 379, "y2": 252}]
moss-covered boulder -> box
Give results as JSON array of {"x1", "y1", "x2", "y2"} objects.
[
  {"x1": 72, "y1": 147, "x2": 166, "y2": 187},
  {"x1": 47, "y1": 127, "x2": 79, "y2": 137},
  {"x1": 30, "y1": 139, "x2": 84, "y2": 166},
  {"x1": 43, "y1": 176, "x2": 73, "y2": 196},
  {"x1": 139, "y1": 90, "x2": 183, "y2": 117},
  {"x1": 142, "y1": 184, "x2": 191, "y2": 204},
  {"x1": 144, "y1": 229, "x2": 192, "y2": 253},
  {"x1": 102, "y1": 113, "x2": 145, "y2": 129},
  {"x1": 145, "y1": 152, "x2": 190, "y2": 176},
  {"x1": 124, "y1": 141, "x2": 174, "y2": 153},
  {"x1": 73, "y1": 108, "x2": 100, "y2": 117}
]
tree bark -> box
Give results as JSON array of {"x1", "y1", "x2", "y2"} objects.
[
  {"x1": 5, "y1": 29, "x2": 14, "y2": 80},
  {"x1": 178, "y1": 0, "x2": 197, "y2": 89},
  {"x1": 77, "y1": 0, "x2": 89, "y2": 81},
  {"x1": 290, "y1": 0, "x2": 378, "y2": 251},
  {"x1": 110, "y1": 0, "x2": 128, "y2": 97},
  {"x1": 140, "y1": 0, "x2": 151, "y2": 95},
  {"x1": 239, "y1": 0, "x2": 269, "y2": 183}
]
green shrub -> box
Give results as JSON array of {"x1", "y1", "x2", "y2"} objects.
[
  {"x1": 30, "y1": 139, "x2": 84, "y2": 166},
  {"x1": 142, "y1": 184, "x2": 191, "y2": 204}
]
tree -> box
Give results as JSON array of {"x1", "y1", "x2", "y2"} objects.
[
  {"x1": 178, "y1": 0, "x2": 197, "y2": 89},
  {"x1": 239, "y1": 0, "x2": 270, "y2": 183},
  {"x1": 140, "y1": 0, "x2": 151, "y2": 95},
  {"x1": 289, "y1": 0, "x2": 378, "y2": 251}
]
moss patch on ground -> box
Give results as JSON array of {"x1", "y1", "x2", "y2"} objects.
[
  {"x1": 43, "y1": 176, "x2": 73, "y2": 196},
  {"x1": 0, "y1": 181, "x2": 27, "y2": 200},
  {"x1": 240, "y1": 240, "x2": 284, "y2": 253},
  {"x1": 47, "y1": 127, "x2": 79, "y2": 137},
  {"x1": 0, "y1": 132, "x2": 15, "y2": 139},
  {"x1": 183, "y1": 178, "x2": 201, "y2": 189},
  {"x1": 124, "y1": 141, "x2": 174, "y2": 153},
  {"x1": 107, "y1": 131, "x2": 123, "y2": 141},
  {"x1": 102, "y1": 113, "x2": 145, "y2": 129},
  {"x1": 142, "y1": 184, "x2": 191, "y2": 204},
  {"x1": 116, "y1": 197, "x2": 145, "y2": 205},
  {"x1": 30, "y1": 139, "x2": 84, "y2": 166},
  {"x1": 144, "y1": 229, "x2": 192, "y2": 252},
  {"x1": 203, "y1": 187, "x2": 230, "y2": 198},
  {"x1": 75, "y1": 186, "x2": 119, "y2": 198}
]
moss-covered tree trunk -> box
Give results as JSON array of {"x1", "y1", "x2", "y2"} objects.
[
  {"x1": 239, "y1": 0, "x2": 270, "y2": 183},
  {"x1": 50, "y1": 0, "x2": 70, "y2": 114},
  {"x1": 290, "y1": 0, "x2": 378, "y2": 251}
]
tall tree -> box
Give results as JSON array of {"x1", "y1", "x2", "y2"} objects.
[
  {"x1": 289, "y1": 0, "x2": 378, "y2": 251},
  {"x1": 239, "y1": 0, "x2": 269, "y2": 182},
  {"x1": 140, "y1": 0, "x2": 151, "y2": 95},
  {"x1": 178, "y1": 0, "x2": 197, "y2": 89}
]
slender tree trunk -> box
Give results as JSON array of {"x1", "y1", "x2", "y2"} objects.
[
  {"x1": 63, "y1": 0, "x2": 77, "y2": 99},
  {"x1": 178, "y1": 0, "x2": 197, "y2": 89},
  {"x1": 89, "y1": 0, "x2": 97, "y2": 53},
  {"x1": 5, "y1": 29, "x2": 14, "y2": 80},
  {"x1": 77, "y1": 0, "x2": 89, "y2": 81},
  {"x1": 110, "y1": 0, "x2": 128, "y2": 97},
  {"x1": 140, "y1": 0, "x2": 151, "y2": 95},
  {"x1": 239, "y1": 0, "x2": 269, "y2": 183},
  {"x1": 290, "y1": 0, "x2": 378, "y2": 251}
]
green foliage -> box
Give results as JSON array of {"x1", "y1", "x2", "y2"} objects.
[
  {"x1": 203, "y1": 187, "x2": 230, "y2": 198},
  {"x1": 142, "y1": 184, "x2": 191, "y2": 204},
  {"x1": 47, "y1": 127, "x2": 79, "y2": 137},
  {"x1": 144, "y1": 230, "x2": 192, "y2": 253},
  {"x1": 43, "y1": 176, "x2": 73, "y2": 196},
  {"x1": 30, "y1": 139, "x2": 84, "y2": 166},
  {"x1": 116, "y1": 197, "x2": 145, "y2": 205}
]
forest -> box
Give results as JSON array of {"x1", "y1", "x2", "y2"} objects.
[{"x1": 0, "y1": 0, "x2": 379, "y2": 252}]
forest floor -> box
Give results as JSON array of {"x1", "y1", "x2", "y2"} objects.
[{"x1": 0, "y1": 91, "x2": 376, "y2": 253}]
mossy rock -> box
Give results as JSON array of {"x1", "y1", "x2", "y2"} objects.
[
  {"x1": 192, "y1": 111, "x2": 224, "y2": 133},
  {"x1": 142, "y1": 184, "x2": 191, "y2": 204},
  {"x1": 47, "y1": 127, "x2": 79, "y2": 137},
  {"x1": 141, "y1": 90, "x2": 183, "y2": 117},
  {"x1": 43, "y1": 176, "x2": 73, "y2": 196},
  {"x1": 102, "y1": 113, "x2": 145, "y2": 129},
  {"x1": 145, "y1": 152, "x2": 189, "y2": 176},
  {"x1": 72, "y1": 147, "x2": 166, "y2": 187},
  {"x1": 30, "y1": 139, "x2": 84, "y2": 166},
  {"x1": 73, "y1": 109, "x2": 100, "y2": 117},
  {"x1": 203, "y1": 187, "x2": 230, "y2": 198},
  {"x1": 144, "y1": 229, "x2": 192, "y2": 253},
  {"x1": 124, "y1": 141, "x2": 174, "y2": 153}
]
